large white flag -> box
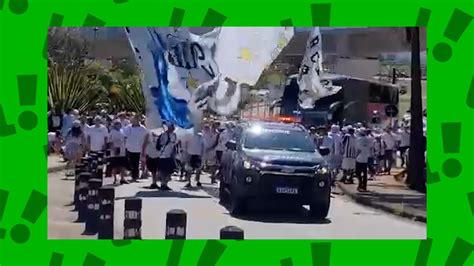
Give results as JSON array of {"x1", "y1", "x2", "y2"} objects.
[
  {"x1": 214, "y1": 27, "x2": 294, "y2": 86},
  {"x1": 297, "y1": 27, "x2": 341, "y2": 109},
  {"x1": 125, "y1": 27, "x2": 293, "y2": 130}
]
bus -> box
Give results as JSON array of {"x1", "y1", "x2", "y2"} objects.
[{"x1": 274, "y1": 73, "x2": 400, "y2": 127}]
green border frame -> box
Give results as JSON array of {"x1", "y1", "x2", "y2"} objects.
[{"x1": 1, "y1": 0, "x2": 473, "y2": 265}]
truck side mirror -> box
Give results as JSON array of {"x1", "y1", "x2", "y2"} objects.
[
  {"x1": 319, "y1": 146, "x2": 330, "y2": 156},
  {"x1": 226, "y1": 140, "x2": 237, "y2": 151}
]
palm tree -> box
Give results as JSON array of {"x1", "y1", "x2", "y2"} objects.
[
  {"x1": 406, "y1": 27, "x2": 425, "y2": 192},
  {"x1": 48, "y1": 63, "x2": 107, "y2": 112}
]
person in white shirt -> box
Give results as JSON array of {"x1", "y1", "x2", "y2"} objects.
[
  {"x1": 183, "y1": 128, "x2": 205, "y2": 188},
  {"x1": 341, "y1": 126, "x2": 357, "y2": 184},
  {"x1": 156, "y1": 122, "x2": 177, "y2": 190},
  {"x1": 356, "y1": 129, "x2": 373, "y2": 191},
  {"x1": 124, "y1": 115, "x2": 148, "y2": 182},
  {"x1": 381, "y1": 127, "x2": 397, "y2": 175},
  {"x1": 202, "y1": 124, "x2": 215, "y2": 171},
  {"x1": 397, "y1": 126, "x2": 410, "y2": 168},
  {"x1": 328, "y1": 125, "x2": 343, "y2": 176},
  {"x1": 141, "y1": 130, "x2": 162, "y2": 189},
  {"x1": 108, "y1": 120, "x2": 128, "y2": 185},
  {"x1": 87, "y1": 116, "x2": 109, "y2": 153}
]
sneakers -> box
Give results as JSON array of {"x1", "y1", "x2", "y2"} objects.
[
  {"x1": 184, "y1": 183, "x2": 192, "y2": 188},
  {"x1": 196, "y1": 182, "x2": 202, "y2": 187},
  {"x1": 149, "y1": 183, "x2": 159, "y2": 189},
  {"x1": 120, "y1": 179, "x2": 130, "y2": 185}
]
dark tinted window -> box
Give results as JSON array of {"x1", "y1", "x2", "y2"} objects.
[
  {"x1": 369, "y1": 84, "x2": 399, "y2": 104},
  {"x1": 243, "y1": 127, "x2": 316, "y2": 152}
]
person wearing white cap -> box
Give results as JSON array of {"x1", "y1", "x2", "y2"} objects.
[{"x1": 63, "y1": 120, "x2": 87, "y2": 176}]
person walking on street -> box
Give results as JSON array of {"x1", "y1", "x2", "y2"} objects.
[
  {"x1": 355, "y1": 129, "x2": 373, "y2": 192},
  {"x1": 216, "y1": 122, "x2": 233, "y2": 179},
  {"x1": 124, "y1": 115, "x2": 148, "y2": 182},
  {"x1": 382, "y1": 127, "x2": 397, "y2": 175},
  {"x1": 48, "y1": 109, "x2": 63, "y2": 133},
  {"x1": 108, "y1": 120, "x2": 129, "y2": 185},
  {"x1": 63, "y1": 120, "x2": 87, "y2": 176},
  {"x1": 156, "y1": 122, "x2": 177, "y2": 190},
  {"x1": 141, "y1": 130, "x2": 161, "y2": 189},
  {"x1": 397, "y1": 126, "x2": 410, "y2": 168},
  {"x1": 183, "y1": 128, "x2": 205, "y2": 188},
  {"x1": 87, "y1": 116, "x2": 109, "y2": 153},
  {"x1": 366, "y1": 129, "x2": 376, "y2": 180},
  {"x1": 61, "y1": 109, "x2": 79, "y2": 138},
  {"x1": 341, "y1": 126, "x2": 357, "y2": 184},
  {"x1": 373, "y1": 134, "x2": 384, "y2": 175},
  {"x1": 328, "y1": 125, "x2": 343, "y2": 180},
  {"x1": 202, "y1": 124, "x2": 213, "y2": 171}
]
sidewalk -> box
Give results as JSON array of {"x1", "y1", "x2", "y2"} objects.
[
  {"x1": 48, "y1": 155, "x2": 68, "y2": 173},
  {"x1": 337, "y1": 168, "x2": 426, "y2": 223}
]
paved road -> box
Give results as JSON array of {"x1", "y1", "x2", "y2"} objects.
[{"x1": 48, "y1": 170, "x2": 426, "y2": 240}]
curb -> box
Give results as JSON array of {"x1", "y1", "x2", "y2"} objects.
[{"x1": 337, "y1": 183, "x2": 427, "y2": 223}]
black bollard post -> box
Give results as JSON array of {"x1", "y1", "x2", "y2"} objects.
[
  {"x1": 98, "y1": 187, "x2": 115, "y2": 239},
  {"x1": 73, "y1": 162, "x2": 86, "y2": 211},
  {"x1": 77, "y1": 172, "x2": 91, "y2": 222},
  {"x1": 220, "y1": 226, "x2": 244, "y2": 239},
  {"x1": 96, "y1": 151, "x2": 105, "y2": 181},
  {"x1": 165, "y1": 209, "x2": 187, "y2": 239},
  {"x1": 124, "y1": 198, "x2": 142, "y2": 239},
  {"x1": 105, "y1": 148, "x2": 112, "y2": 178},
  {"x1": 85, "y1": 178, "x2": 102, "y2": 234}
]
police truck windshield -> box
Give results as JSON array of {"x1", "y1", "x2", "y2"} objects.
[{"x1": 243, "y1": 128, "x2": 316, "y2": 152}]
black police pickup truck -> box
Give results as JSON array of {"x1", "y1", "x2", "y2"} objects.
[{"x1": 219, "y1": 121, "x2": 331, "y2": 219}]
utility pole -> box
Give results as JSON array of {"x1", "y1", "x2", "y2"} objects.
[{"x1": 406, "y1": 27, "x2": 425, "y2": 193}]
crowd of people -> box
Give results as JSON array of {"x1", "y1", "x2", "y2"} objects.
[
  {"x1": 48, "y1": 109, "x2": 236, "y2": 191},
  {"x1": 48, "y1": 107, "x2": 426, "y2": 193},
  {"x1": 309, "y1": 117, "x2": 427, "y2": 192}
]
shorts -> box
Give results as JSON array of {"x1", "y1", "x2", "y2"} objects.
[
  {"x1": 189, "y1": 155, "x2": 202, "y2": 170},
  {"x1": 342, "y1": 158, "x2": 356, "y2": 170},
  {"x1": 109, "y1": 156, "x2": 127, "y2": 168},
  {"x1": 329, "y1": 154, "x2": 342, "y2": 168},
  {"x1": 146, "y1": 157, "x2": 160, "y2": 173},
  {"x1": 158, "y1": 158, "x2": 176, "y2": 176}
]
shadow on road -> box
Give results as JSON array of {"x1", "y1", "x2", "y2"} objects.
[
  {"x1": 222, "y1": 204, "x2": 332, "y2": 225},
  {"x1": 115, "y1": 190, "x2": 211, "y2": 200}
]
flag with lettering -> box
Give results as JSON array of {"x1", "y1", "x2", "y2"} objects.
[
  {"x1": 297, "y1": 27, "x2": 341, "y2": 109},
  {"x1": 124, "y1": 27, "x2": 220, "y2": 129}
]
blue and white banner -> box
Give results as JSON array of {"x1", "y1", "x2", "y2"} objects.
[
  {"x1": 125, "y1": 27, "x2": 220, "y2": 130},
  {"x1": 297, "y1": 27, "x2": 341, "y2": 109},
  {"x1": 125, "y1": 27, "x2": 293, "y2": 130}
]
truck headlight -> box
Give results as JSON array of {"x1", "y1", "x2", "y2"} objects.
[
  {"x1": 243, "y1": 160, "x2": 252, "y2": 169},
  {"x1": 243, "y1": 159, "x2": 266, "y2": 169},
  {"x1": 315, "y1": 166, "x2": 329, "y2": 175}
]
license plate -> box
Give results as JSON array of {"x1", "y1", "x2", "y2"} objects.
[{"x1": 276, "y1": 187, "x2": 298, "y2": 194}]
